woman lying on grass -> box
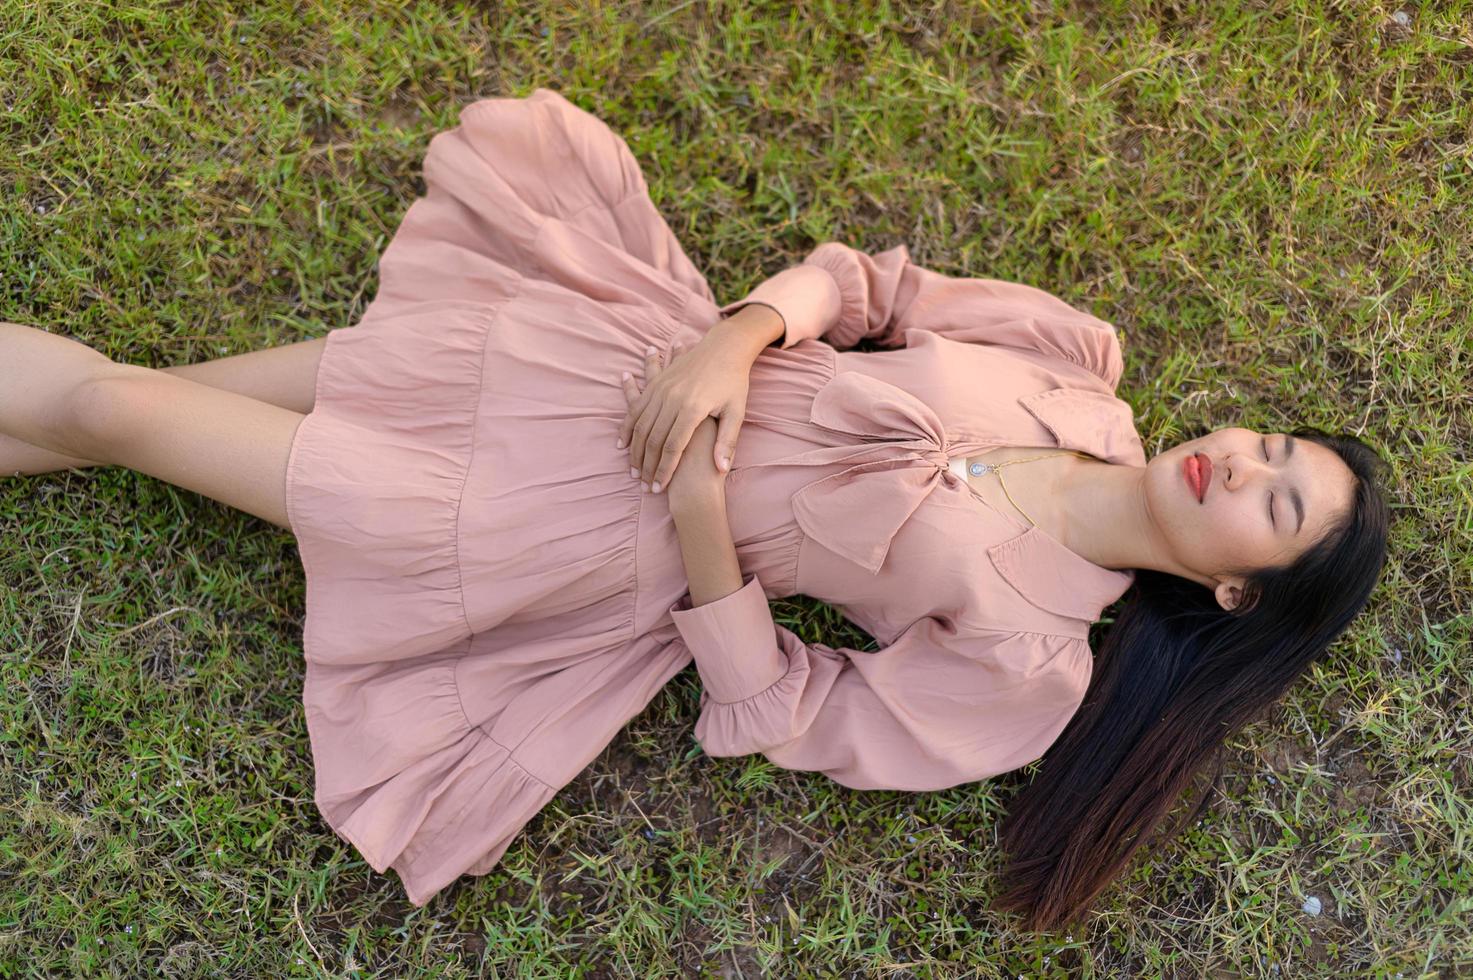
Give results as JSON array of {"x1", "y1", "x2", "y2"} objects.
[{"x1": 2, "y1": 87, "x2": 1392, "y2": 930}]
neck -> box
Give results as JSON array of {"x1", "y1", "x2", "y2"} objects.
[{"x1": 1054, "y1": 460, "x2": 1209, "y2": 587}]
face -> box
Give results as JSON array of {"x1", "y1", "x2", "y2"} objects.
[{"x1": 1143, "y1": 427, "x2": 1357, "y2": 606}]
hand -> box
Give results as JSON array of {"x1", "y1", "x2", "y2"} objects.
[
  {"x1": 616, "y1": 331, "x2": 752, "y2": 494},
  {"x1": 621, "y1": 347, "x2": 726, "y2": 509}
]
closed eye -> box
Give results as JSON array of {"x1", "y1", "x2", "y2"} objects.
[{"x1": 1263, "y1": 437, "x2": 1275, "y2": 528}]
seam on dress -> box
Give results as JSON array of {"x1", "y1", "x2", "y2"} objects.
[
  {"x1": 535, "y1": 187, "x2": 694, "y2": 323},
  {"x1": 630, "y1": 312, "x2": 686, "y2": 645},
  {"x1": 485, "y1": 621, "x2": 637, "y2": 774},
  {"x1": 395, "y1": 730, "x2": 557, "y2": 894},
  {"x1": 558, "y1": 191, "x2": 642, "y2": 227},
  {"x1": 450, "y1": 638, "x2": 478, "y2": 734},
  {"x1": 451, "y1": 277, "x2": 529, "y2": 637},
  {"x1": 524, "y1": 193, "x2": 662, "y2": 284},
  {"x1": 487, "y1": 734, "x2": 556, "y2": 790},
  {"x1": 785, "y1": 349, "x2": 836, "y2": 599}
]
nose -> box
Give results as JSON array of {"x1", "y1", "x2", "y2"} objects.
[{"x1": 1224, "y1": 452, "x2": 1269, "y2": 490}]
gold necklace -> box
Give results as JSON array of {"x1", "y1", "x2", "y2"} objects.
[{"x1": 966, "y1": 450, "x2": 1094, "y2": 529}]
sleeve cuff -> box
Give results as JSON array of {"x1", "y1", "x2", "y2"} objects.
[
  {"x1": 668, "y1": 573, "x2": 789, "y2": 702},
  {"x1": 717, "y1": 263, "x2": 842, "y2": 350}
]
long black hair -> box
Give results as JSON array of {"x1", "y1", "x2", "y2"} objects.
[{"x1": 991, "y1": 428, "x2": 1393, "y2": 932}]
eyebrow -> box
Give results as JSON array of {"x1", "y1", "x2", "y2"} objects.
[{"x1": 1285, "y1": 435, "x2": 1304, "y2": 534}]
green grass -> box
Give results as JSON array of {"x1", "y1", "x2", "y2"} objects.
[{"x1": 2, "y1": 0, "x2": 1470, "y2": 975}]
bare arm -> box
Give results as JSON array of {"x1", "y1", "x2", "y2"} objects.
[
  {"x1": 670, "y1": 488, "x2": 746, "y2": 609},
  {"x1": 620, "y1": 345, "x2": 751, "y2": 609},
  {"x1": 704, "y1": 302, "x2": 786, "y2": 361},
  {"x1": 620, "y1": 303, "x2": 785, "y2": 489}
]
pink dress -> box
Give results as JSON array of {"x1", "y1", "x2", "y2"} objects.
[{"x1": 285, "y1": 87, "x2": 1149, "y2": 907}]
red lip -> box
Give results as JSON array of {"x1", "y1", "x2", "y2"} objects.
[{"x1": 1183, "y1": 452, "x2": 1214, "y2": 503}]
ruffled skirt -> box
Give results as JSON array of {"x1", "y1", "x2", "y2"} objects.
[{"x1": 285, "y1": 88, "x2": 729, "y2": 904}]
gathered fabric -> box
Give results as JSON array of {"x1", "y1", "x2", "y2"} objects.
[{"x1": 286, "y1": 87, "x2": 1146, "y2": 907}]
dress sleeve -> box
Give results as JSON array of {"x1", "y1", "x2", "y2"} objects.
[
  {"x1": 718, "y1": 241, "x2": 1125, "y2": 388},
  {"x1": 666, "y1": 573, "x2": 1093, "y2": 791}
]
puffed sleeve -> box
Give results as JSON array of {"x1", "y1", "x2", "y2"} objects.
[
  {"x1": 666, "y1": 573, "x2": 1093, "y2": 791},
  {"x1": 718, "y1": 241, "x2": 1125, "y2": 389}
]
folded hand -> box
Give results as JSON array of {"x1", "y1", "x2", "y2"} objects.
[
  {"x1": 620, "y1": 344, "x2": 727, "y2": 508},
  {"x1": 616, "y1": 335, "x2": 750, "y2": 494}
]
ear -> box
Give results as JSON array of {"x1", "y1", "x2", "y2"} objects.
[{"x1": 1214, "y1": 575, "x2": 1247, "y2": 612}]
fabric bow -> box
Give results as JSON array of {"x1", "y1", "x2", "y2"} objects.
[{"x1": 752, "y1": 371, "x2": 983, "y2": 576}]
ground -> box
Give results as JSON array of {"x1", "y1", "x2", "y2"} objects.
[{"x1": 1, "y1": 1, "x2": 1469, "y2": 976}]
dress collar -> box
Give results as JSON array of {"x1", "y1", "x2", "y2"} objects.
[
  {"x1": 1001, "y1": 385, "x2": 1144, "y2": 623},
  {"x1": 746, "y1": 370, "x2": 1145, "y2": 623}
]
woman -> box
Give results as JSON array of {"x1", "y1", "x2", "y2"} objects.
[{"x1": 3, "y1": 88, "x2": 1390, "y2": 929}]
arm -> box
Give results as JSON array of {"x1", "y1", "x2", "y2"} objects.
[
  {"x1": 719, "y1": 241, "x2": 1126, "y2": 388},
  {"x1": 666, "y1": 496, "x2": 1093, "y2": 791},
  {"x1": 618, "y1": 302, "x2": 784, "y2": 490},
  {"x1": 703, "y1": 301, "x2": 786, "y2": 364},
  {"x1": 670, "y1": 487, "x2": 746, "y2": 609}
]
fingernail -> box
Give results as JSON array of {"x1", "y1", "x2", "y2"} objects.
[
  {"x1": 642, "y1": 482, "x2": 649, "y2": 492},
  {"x1": 645, "y1": 346, "x2": 657, "y2": 355},
  {"x1": 622, "y1": 371, "x2": 631, "y2": 381},
  {"x1": 719, "y1": 456, "x2": 730, "y2": 471},
  {"x1": 616, "y1": 438, "x2": 624, "y2": 449},
  {"x1": 630, "y1": 467, "x2": 639, "y2": 479},
  {"x1": 652, "y1": 482, "x2": 661, "y2": 493}
]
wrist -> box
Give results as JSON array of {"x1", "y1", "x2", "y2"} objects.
[{"x1": 710, "y1": 303, "x2": 786, "y2": 357}]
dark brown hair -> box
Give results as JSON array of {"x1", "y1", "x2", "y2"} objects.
[{"x1": 991, "y1": 428, "x2": 1392, "y2": 932}]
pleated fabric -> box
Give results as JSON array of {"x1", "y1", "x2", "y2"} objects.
[
  {"x1": 283, "y1": 86, "x2": 1146, "y2": 907},
  {"x1": 285, "y1": 88, "x2": 730, "y2": 905}
]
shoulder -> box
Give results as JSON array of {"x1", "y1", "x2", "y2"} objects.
[
  {"x1": 1023, "y1": 295, "x2": 1127, "y2": 391},
  {"x1": 924, "y1": 272, "x2": 1130, "y2": 390}
]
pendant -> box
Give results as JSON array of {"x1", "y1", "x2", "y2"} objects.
[{"x1": 969, "y1": 462, "x2": 991, "y2": 476}]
